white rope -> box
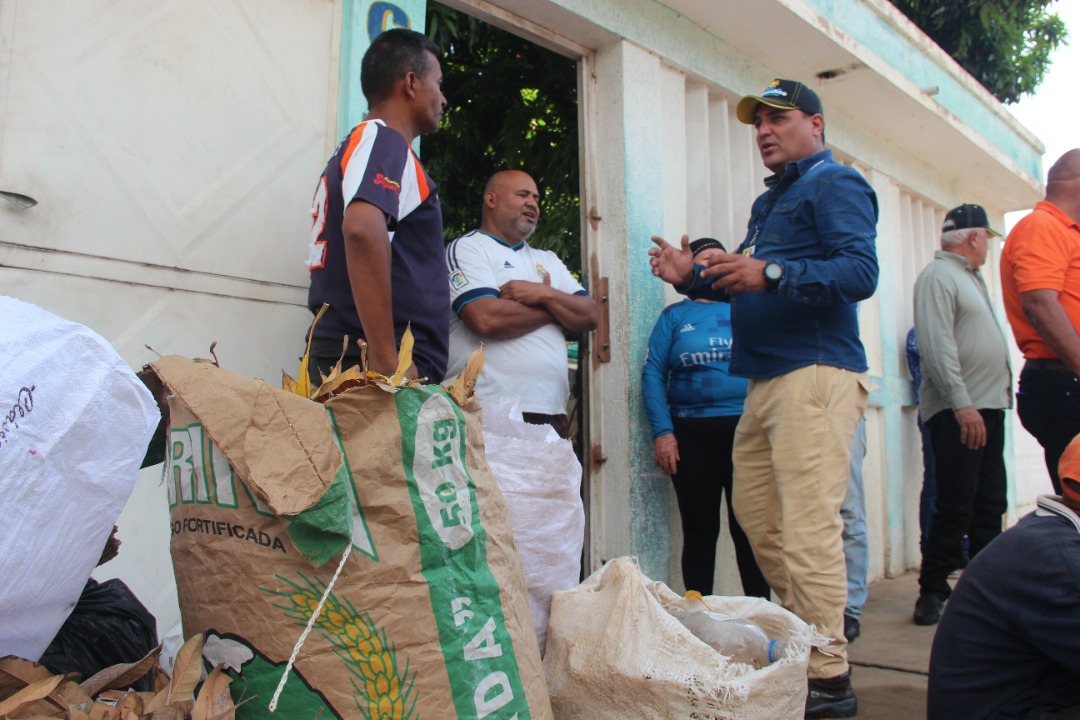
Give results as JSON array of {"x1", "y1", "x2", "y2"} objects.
[{"x1": 268, "y1": 542, "x2": 353, "y2": 712}]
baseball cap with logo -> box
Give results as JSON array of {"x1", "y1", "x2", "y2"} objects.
[
  {"x1": 736, "y1": 79, "x2": 824, "y2": 124},
  {"x1": 942, "y1": 203, "x2": 1002, "y2": 237}
]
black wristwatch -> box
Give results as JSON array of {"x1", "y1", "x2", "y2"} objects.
[{"x1": 763, "y1": 261, "x2": 784, "y2": 292}]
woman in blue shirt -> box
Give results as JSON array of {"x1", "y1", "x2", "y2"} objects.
[{"x1": 642, "y1": 239, "x2": 769, "y2": 597}]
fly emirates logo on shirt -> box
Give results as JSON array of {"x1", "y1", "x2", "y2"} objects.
[{"x1": 678, "y1": 336, "x2": 733, "y2": 366}]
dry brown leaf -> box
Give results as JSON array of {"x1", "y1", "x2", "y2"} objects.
[
  {"x1": 0, "y1": 656, "x2": 55, "y2": 700},
  {"x1": 446, "y1": 346, "x2": 485, "y2": 405},
  {"x1": 86, "y1": 700, "x2": 118, "y2": 720},
  {"x1": 49, "y1": 679, "x2": 93, "y2": 713},
  {"x1": 67, "y1": 708, "x2": 93, "y2": 720},
  {"x1": 0, "y1": 675, "x2": 63, "y2": 717},
  {"x1": 110, "y1": 690, "x2": 143, "y2": 716},
  {"x1": 305, "y1": 325, "x2": 425, "y2": 401},
  {"x1": 283, "y1": 303, "x2": 329, "y2": 399},
  {"x1": 147, "y1": 703, "x2": 188, "y2": 719},
  {"x1": 80, "y1": 646, "x2": 161, "y2": 696},
  {"x1": 190, "y1": 665, "x2": 232, "y2": 720},
  {"x1": 151, "y1": 667, "x2": 170, "y2": 695},
  {"x1": 142, "y1": 684, "x2": 169, "y2": 714},
  {"x1": 167, "y1": 634, "x2": 204, "y2": 704},
  {"x1": 192, "y1": 341, "x2": 221, "y2": 368},
  {"x1": 281, "y1": 371, "x2": 299, "y2": 396},
  {"x1": 10, "y1": 699, "x2": 65, "y2": 717},
  {"x1": 312, "y1": 365, "x2": 370, "y2": 401},
  {"x1": 388, "y1": 324, "x2": 415, "y2": 386},
  {"x1": 91, "y1": 689, "x2": 151, "y2": 720}
]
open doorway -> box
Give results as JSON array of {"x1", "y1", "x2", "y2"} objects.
[
  {"x1": 424, "y1": 5, "x2": 580, "y2": 277},
  {"x1": 422, "y1": 4, "x2": 586, "y2": 446},
  {"x1": 422, "y1": 2, "x2": 592, "y2": 571}
]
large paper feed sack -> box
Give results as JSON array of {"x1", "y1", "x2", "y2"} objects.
[
  {"x1": 154, "y1": 356, "x2": 551, "y2": 720},
  {"x1": 0, "y1": 296, "x2": 159, "y2": 661}
]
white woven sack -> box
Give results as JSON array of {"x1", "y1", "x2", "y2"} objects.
[
  {"x1": 0, "y1": 296, "x2": 159, "y2": 660},
  {"x1": 481, "y1": 397, "x2": 584, "y2": 655},
  {"x1": 544, "y1": 557, "x2": 817, "y2": 720}
]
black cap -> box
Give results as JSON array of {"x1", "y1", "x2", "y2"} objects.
[
  {"x1": 690, "y1": 237, "x2": 725, "y2": 256},
  {"x1": 942, "y1": 204, "x2": 1001, "y2": 237},
  {"x1": 736, "y1": 79, "x2": 824, "y2": 124}
]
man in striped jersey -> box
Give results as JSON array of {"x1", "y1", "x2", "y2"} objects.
[
  {"x1": 444, "y1": 170, "x2": 597, "y2": 438},
  {"x1": 306, "y1": 29, "x2": 448, "y2": 383}
]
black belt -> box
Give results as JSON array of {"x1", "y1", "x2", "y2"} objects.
[{"x1": 1025, "y1": 358, "x2": 1076, "y2": 374}]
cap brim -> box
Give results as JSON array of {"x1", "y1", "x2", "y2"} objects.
[
  {"x1": 944, "y1": 223, "x2": 1003, "y2": 238},
  {"x1": 736, "y1": 95, "x2": 799, "y2": 124}
]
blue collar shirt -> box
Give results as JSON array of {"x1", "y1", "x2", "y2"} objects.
[{"x1": 683, "y1": 149, "x2": 879, "y2": 379}]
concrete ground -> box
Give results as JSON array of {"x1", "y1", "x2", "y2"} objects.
[{"x1": 847, "y1": 572, "x2": 935, "y2": 720}]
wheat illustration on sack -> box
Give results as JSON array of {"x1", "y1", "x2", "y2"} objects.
[{"x1": 269, "y1": 573, "x2": 418, "y2": 720}]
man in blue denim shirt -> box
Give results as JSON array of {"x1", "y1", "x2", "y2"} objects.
[{"x1": 650, "y1": 78, "x2": 878, "y2": 719}]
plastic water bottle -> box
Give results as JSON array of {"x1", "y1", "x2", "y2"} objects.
[{"x1": 671, "y1": 593, "x2": 783, "y2": 668}]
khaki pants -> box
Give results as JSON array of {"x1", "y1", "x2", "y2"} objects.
[{"x1": 732, "y1": 365, "x2": 868, "y2": 679}]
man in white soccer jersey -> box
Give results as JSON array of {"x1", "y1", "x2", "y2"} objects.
[{"x1": 444, "y1": 170, "x2": 597, "y2": 437}]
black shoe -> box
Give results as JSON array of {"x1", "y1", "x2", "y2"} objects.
[
  {"x1": 843, "y1": 614, "x2": 860, "y2": 643},
  {"x1": 805, "y1": 671, "x2": 858, "y2": 718},
  {"x1": 913, "y1": 593, "x2": 945, "y2": 626}
]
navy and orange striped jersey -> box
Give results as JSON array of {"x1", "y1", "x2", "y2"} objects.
[{"x1": 306, "y1": 120, "x2": 448, "y2": 381}]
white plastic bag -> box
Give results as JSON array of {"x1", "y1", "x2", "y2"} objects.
[
  {"x1": 0, "y1": 296, "x2": 159, "y2": 660},
  {"x1": 543, "y1": 557, "x2": 818, "y2": 720},
  {"x1": 481, "y1": 397, "x2": 584, "y2": 654}
]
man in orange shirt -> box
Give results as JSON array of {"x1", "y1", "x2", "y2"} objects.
[{"x1": 1001, "y1": 149, "x2": 1080, "y2": 493}]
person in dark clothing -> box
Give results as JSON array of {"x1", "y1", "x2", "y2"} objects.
[
  {"x1": 305, "y1": 29, "x2": 449, "y2": 384},
  {"x1": 928, "y1": 433, "x2": 1080, "y2": 720}
]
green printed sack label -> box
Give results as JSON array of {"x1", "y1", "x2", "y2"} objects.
[{"x1": 398, "y1": 389, "x2": 532, "y2": 720}]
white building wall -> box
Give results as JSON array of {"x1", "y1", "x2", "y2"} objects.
[{"x1": 0, "y1": 0, "x2": 343, "y2": 634}]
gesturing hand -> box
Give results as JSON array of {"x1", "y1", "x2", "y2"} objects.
[
  {"x1": 648, "y1": 235, "x2": 695, "y2": 288},
  {"x1": 701, "y1": 252, "x2": 767, "y2": 294}
]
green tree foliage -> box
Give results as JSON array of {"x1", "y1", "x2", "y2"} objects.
[
  {"x1": 424, "y1": 4, "x2": 582, "y2": 273},
  {"x1": 888, "y1": 0, "x2": 1068, "y2": 104}
]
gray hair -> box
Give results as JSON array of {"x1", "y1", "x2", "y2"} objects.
[{"x1": 941, "y1": 227, "x2": 982, "y2": 248}]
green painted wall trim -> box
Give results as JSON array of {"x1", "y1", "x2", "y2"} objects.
[
  {"x1": 800, "y1": 0, "x2": 1041, "y2": 181},
  {"x1": 628, "y1": 215, "x2": 670, "y2": 580},
  {"x1": 337, "y1": 0, "x2": 428, "y2": 139},
  {"x1": 541, "y1": 0, "x2": 1040, "y2": 189}
]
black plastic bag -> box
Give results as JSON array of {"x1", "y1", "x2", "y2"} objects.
[{"x1": 39, "y1": 578, "x2": 158, "y2": 691}]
